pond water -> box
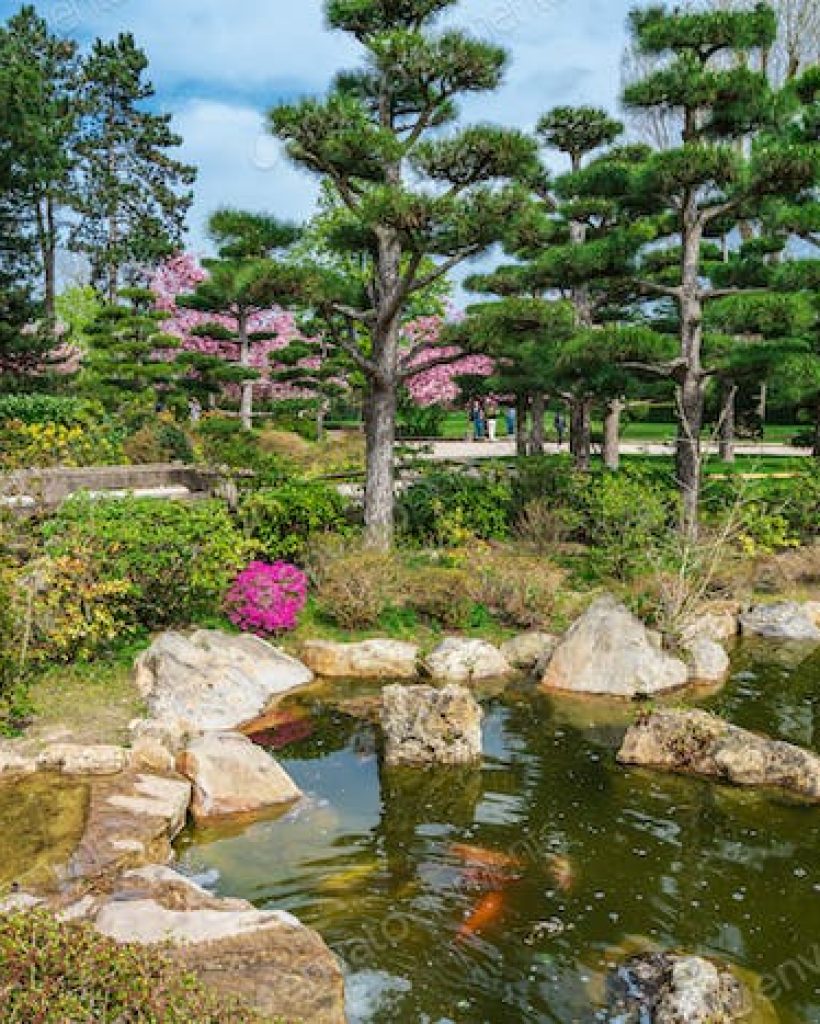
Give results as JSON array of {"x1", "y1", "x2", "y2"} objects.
[{"x1": 177, "y1": 641, "x2": 820, "y2": 1024}]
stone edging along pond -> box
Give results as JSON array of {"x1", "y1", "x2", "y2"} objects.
[{"x1": 0, "y1": 596, "x2": 818, "y2": 1022}]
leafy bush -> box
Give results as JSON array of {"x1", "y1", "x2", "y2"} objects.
[
  {"x1": 44, "y1": 497, "x2": 257, "y2": 630},
  {"x1": 0, "y1": 420, "x2": 126, "y2": 471},
  {"x1": 0, "y1": 395, "x2": 98, "y2": 427},
  {"x1": 11, "y1": 556, "x2": 133, "y2": 663},
  {"x1": 398, "y1": 470, "x2": 513, "y2": 545},
  {"x1": 468, "y1": 549, "x2": 563, "y2": 628},
  {"x1": 225, "y1": 561, "x2": 308, "y2": 635},
  {"x1": 397, "y1": 394, "x2": 447, "y2": 439},
  {"x1": 124, "y1": 417, "x2": 194, "y2": 465},
  {"x1": 0, "y1": 911, "x2": 268, "y2": 1023},
  {"x1": 240, "y1": 482, "x2": 349, "y2": 564},
  {"x1": 310, "y1": 541, "x2": 399, "y2": 630},
  {"x1": 195, "y1": 417, "x2": 285, "y2": 484},
  {"x1": 403, "y1": 566, "x2": 476, "y2": 629}
]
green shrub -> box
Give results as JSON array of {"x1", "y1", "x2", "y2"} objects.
[
  {"x1": 195, "y1": 417, "x2": 286, "y2": 484},
  {"x1": 44, "y1": 497, "x2": 257, "y2": 630},
  {"x1": 398, "y1": 469, "x2": 513, "y2": 544},
  {"x1": 124, "y1": 418, "x2": 194, "y2": 465},
  {"x1": 240, "y1": 481, "x2": 349, "y2": 564},
  {"x1": 0, "y1": 911, "x2": 268, "y2": 1023},
  {"x1": 0, "y1": 395, "x2": 98, "y2": 427},
  {"x1": 310, "y1": 541, "x2": 399, "y2": 630}
]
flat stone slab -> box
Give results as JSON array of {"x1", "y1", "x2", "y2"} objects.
[
  {"x1": 301, "y1": 638, "x2": 419, "y2": 679},
  {"x1": 619, "y1": 709, "x2": 820, "y2": 802}
]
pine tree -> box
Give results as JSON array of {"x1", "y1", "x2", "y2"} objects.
[
  {"x1": 269, "y1": 0, "x2": 539, "y2": 548},
  {"x1": 608, "y1": 2, "x2": 816, "y2": 537},
  {"x1": 71, "y1": 33, "x2": 196, "y2": 302},
  {"x1": 83, "y1": 287, "x2": 184, "y2": 413},
  {"x1": 0, "y1": 5, "x2": 78, "y2": 322},
  {"x1": 177, "y1": 211, "x2": 302, "y2": 429}
]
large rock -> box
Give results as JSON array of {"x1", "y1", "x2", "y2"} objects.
[
  {"x1": 500, "y1": 632, "x2": 558, "y2": 672},
  {"x1": 541, "y1": 596, "x2": 689, "y2": 697},
  {"x1": 618, "y1": 709, "x2": 820, "y2": 802},
  {"x1": 607, "y1": 953, "x2": 746, "y2": 1024},
  {"x1": 37, "y1": 744, "x2": 129, "y2": 776},
  {"x1": 805, "y1": 601, "x2": 820, "y2": 628},
  {"x1": 684, "y1": 636, "x2": 731, "y2": 684},
  {"x1": 178, "y1": 731, "x2": 301, "y2": 821},
  {"x1": 740, "y1": 602, "x2": 820, "y2": 641},
  {"x1": 91, "y1": 866, "x2": 346, "y2": 1024},
  {"x1": 301, "y1": 638, "x2": 419, "y2": 679},
  {"x1": 381, "y1": 684, "x2": 483, "y2": 766},
  {"x1": 69, "y1": 772, "x2": 192, "y2": 881},
  {"x1": 135, "y1": 630, "x2": 314, "y2": 733},
  {"x1": 423, "y1": 638, "x2": 512, "y2": 685},
  {"x1": 681, "y1": 610, "x2": 738, "y2": 646}
]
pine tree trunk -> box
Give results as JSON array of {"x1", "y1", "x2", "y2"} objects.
[
  {"x1": 364, "y1": 374, "x2": 397, "y2": 550},
  {"x1": 516, "y1": 397, "x2": 529, "y2": 457},
  {"x1": 813, "y1": 406, "x2": 820, "y2": 459},
  {"x1": 718, "y1": 382, "x2": 737, "y2": 463},
  {"x1": 44, "y1": 196, "x2": 57, "y2": 323},
  {"x1": 570, "y1": 397, "x2": 592, "y2": 472},
  {"x1": 530, "y1": 393, "x2": 545, "y2": 455},
  {"x1": 238, "y1": 311, "x2": 253, "y2": 430},
  {"x1": 757, "y1": 382, "x2": 768, "y2": 433},
  {"x1": 603, "y1": 398, "x2": 623, "y2": 471}
]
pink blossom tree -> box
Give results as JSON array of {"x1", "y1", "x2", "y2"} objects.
[{"x1": 402, "y1": 314, "x2": 494, "y2": 408}]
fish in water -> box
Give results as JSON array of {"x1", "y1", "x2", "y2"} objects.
[
  {"x1": 449, "y1": 844, "x2": 522, "y2": 872},
  {"x1": 457, "y1": 890, "x2": 506, "y2": 942},
  {"x1": 547, "y1": 853, "x2": 575, "y2": 892}
]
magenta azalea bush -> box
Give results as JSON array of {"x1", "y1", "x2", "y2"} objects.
[{"x1": 225, "y1": 561, "x2": 308, "y2": 636}]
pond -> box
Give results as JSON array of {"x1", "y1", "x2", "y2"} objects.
[{"x1": 176, "y1": 642, "x2": 820, "y2": 1024}]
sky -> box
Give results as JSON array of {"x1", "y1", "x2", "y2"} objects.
[{"x1": 1, "y1": 0, "x2": 638, "y2": 263}]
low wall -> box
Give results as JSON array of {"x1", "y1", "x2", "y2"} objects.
[{"x1": 0, "y1": 464, "x2": 239, "y2": 510}]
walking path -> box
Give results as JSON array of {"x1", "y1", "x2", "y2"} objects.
[{"x1": 409, "y1": 439, "x2": 813, "y2": 461}]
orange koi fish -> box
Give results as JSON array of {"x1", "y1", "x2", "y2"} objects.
[
  {"x1": 457, "y1": 890, "x2": 506, "y2": 942},
  {"x1": 450, "y1": 844, "x2": 522, "y2": 871}
]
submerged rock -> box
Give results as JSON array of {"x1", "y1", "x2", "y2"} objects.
[
  {"x1": 134, "y1": 629, "x2": 314, "y2": 733},
  {"x1": 381, "y1": 684, "x2": 483, "y2": 766},
  {"x1": 740, "y1": 603, "x2": 820, "y2": 641},
  {"x1": 541, "y1": 596, "x2": 689, "y2": 697},
  {"x1": 618, "y1": 709, "x2": 820, "y2": 802},
  {"x1": 607, "y1": 953, "x2": 747, "y2": 1024},
  {"x1": 178, "y1": 731, "x2": 301, "y2": 821},
  {"x1": 500, "y1": 632, "x2": 557, "y2": 672},
  {"x1": 301, "y1": 638, "x2": 419, "y2": 679},
  {"x1": 423, "y1": 638, "x2": 512, "y2": 685}
]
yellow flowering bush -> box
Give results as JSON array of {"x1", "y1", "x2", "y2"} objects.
[
  {"x1": 0, "y1": 420, "x2": 126, "y2": 471},
  {"x1": 12, "y1": 556, "x2": 134, "y2": 664}
]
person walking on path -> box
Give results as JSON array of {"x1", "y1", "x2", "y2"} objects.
[
  {"x1": 486, "y1": 399, "x2": 499, "y2": 442},
  {"x1": 505, "y1": 404, "x2": 516, "y2": 438},
  {"x1": 554, "y1": 410, "x2": 567, "y2": 447},
  {"x1": 469, "y1": 398, "x2": 486, "y2": 442}
]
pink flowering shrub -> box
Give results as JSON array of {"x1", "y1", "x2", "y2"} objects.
[{"x1": 225, "y1": 561, "x2": 308, "y2": 636}]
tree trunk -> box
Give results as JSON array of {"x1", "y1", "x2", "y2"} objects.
[
  {"x1": 757, "y1": 382, "x2": 768, "y2": 432},
  {"x1": 718, "y1": 382, "x2": 737, "y2": 463},
  {"x1": 603, "y1": 397, "x2": 623, "y2": 471},
  {"x1": 570, "y1": 397, "x2": 592, "y2": 472},
  {"x1": 677, "y1": 372, "x2": 704, "y2": 541},
  {"x1": 813, "y1": 407, "x2": 820, "y2": 459},
  {"x1": 364, "y1": 374, "x2": 397, "y2": 550},
  {"x1": 44, "y1": 196, "x2": 57, "y2": 323},
  {"x1": 516, "y1": 396, "x2": 529, "y2": 457},
  {"x1": 238, "y1": 311, "x2": 253, "y2": 431},
  {"x1": 530, "y1": 393, "x2": 545, "y2": 455}
]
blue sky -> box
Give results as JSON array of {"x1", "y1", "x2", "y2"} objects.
[{"x1": 2, "y1": 0, "x2": 637, "y2": 256}]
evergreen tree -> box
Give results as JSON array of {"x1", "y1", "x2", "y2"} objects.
[
  {"x1": 604, "y1": 2, "x2": 816, "y2": 537},
  {"x1": 0, "y1": 5, "x2": 78, "y2": 322},
  {"x1": 269, "y1": 0, "x2": 539, "y2": 548},
  {"x1": 71, "y1": 33, "x2": 196, "y2": 302},
  {"x1": 83, "y1": 287, "x2": 184, "y2": 413},
  {"x1": 177, "y1": 211, "x2": 302, "y2": 429}
]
